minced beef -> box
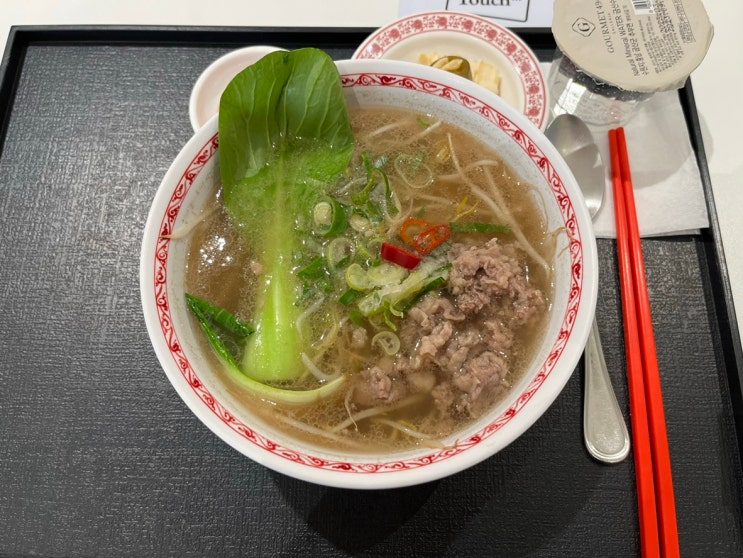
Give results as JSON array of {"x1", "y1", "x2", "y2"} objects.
[{"x1": 350, "y1": 237, "x2": 547, "y2": 430}]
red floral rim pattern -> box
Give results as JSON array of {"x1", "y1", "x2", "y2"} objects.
[
  {"x1": 151, "y1": 73, "x2": 583, "y2": 475},
  {"x1": 354, "y1": 11, "x2": 547, "y2": 129}
]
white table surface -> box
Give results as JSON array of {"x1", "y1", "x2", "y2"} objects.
[{"x1": 2, "y1": 0, "x2": 741, "y2": 351}]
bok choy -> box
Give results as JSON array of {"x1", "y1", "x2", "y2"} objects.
[
  {"x1": 186, "y1": 294, "x2": 345, "y2": 404},
  {"x1": 185, "y1": 48, "x2": 353, "y2": 400},
  {"x1": 219, "y1": 48, "x2": 354, "y2": 384}
]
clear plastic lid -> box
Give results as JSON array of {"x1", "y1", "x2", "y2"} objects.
[{"x1": 552, "y1": 0, "x2": 713, "y2": 93}]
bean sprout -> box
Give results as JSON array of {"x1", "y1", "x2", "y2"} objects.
[
  {"x1": 394, "y1": 153, "x2": 434, "y2": 189},
  {"x1": 273, "y1": 413, "x2": 366, "y2": 449},
  {"x1": 330, "y1": 393, "x2": 426, "y2": 433},
  {"x1": 372, "y1": 418, "x2": 439, "y2": 441},
  {"x1": 446, "y1": 133, "x2": 551, "y2": 273},
  {"x1": 160, "y1": 203, "x2": 220, "y2": 240},
  {"x1": 361, "y1": 119, "x2": 443, "y2": 150},
  {"x1": 295, "y1": 297, "x2": 325, "y2": 340},
  {"x1": 363, "y1": 119, "x2": 409, "y2": 140},
  {"x1": 300, "y1": 352, "x2": 341, "y2": 382}
]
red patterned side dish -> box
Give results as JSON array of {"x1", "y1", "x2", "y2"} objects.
[{"x1": 354, "y1": 11, "x2": 547, "y2": 129}]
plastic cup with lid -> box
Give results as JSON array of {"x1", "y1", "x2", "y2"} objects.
[{"x1": 548, "y1": 0, "x2": 713, "y2": 127}]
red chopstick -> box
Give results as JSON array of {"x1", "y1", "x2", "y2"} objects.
[
  {"x1": 609, "y1": 128, "x2": 679, "y2": 558},
  {"x1": 609, "y1": 129, "x2": 660, "y2": 556}
]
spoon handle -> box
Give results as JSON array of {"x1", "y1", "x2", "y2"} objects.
[{"x1": 583, "y1": 318, "x2": 631, "y2": 463}]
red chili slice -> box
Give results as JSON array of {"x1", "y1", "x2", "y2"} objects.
[
  {"x1": 380, "y1": 242, "x2": 422, "y2": 269},
  {"x1": 411, "y1": 224, "x2": 451, "y2": 255},
  {"x1": 399, "y1": 217, "x2": 434, "y2": 244}
]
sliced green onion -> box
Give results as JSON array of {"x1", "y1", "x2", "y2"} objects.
[
  {"x1": 394, "y1": 153, "x2": 433, "y2": 189},
  {"x1": 364, "y1": 201, "x2": 384, "y2": 224},
  {"x1": 297, "y1": 256, "x2": 327, "y2": 279},
  {"x1": 339, "y1": 288, "x2": 363, "y2": 306},
  {"x1": 344, "y1": 261, "x2": 409, "y2": 292},
  {"x1": 313, "y1": 196, "x2": 347, "y2": 237},
  {"x1": 449, "y1": 221, "x2": 510, "y2": 234},
  {"x1": 325, "y1": 237, "x2": 355, "y2": 271},
  {"x1": 348, "y1": 308, "x2": 365, "y2": 326},
  {"x1": 400, "y1": 276, "x2": 447, "y2": 311},
  {"x1": 345, "y1": 263, "x2": 374, "y2": 291},
  {"x1": 353, "y1": 257, "x2": 448, "y2": 318},
  {"x1": 372, "y1": 331, "x2": 401, "y2": 355},
  {"x1": 367, "y1": 261, "x2": 408, "y2": 285},
  {"x1": 382, "y1": 307, "x2": 399, "y2": 331},
  {"x1": 350, "y1": 152, "x2": 379, "y2": 205},
  {"x1": 356, "y1": 237, "x2": 382, "y2": 263},
  {"x1": 356, "y1": 290, "x2": 384, "y2": 316},
  {"x1": 314, "y1": 201, "x2": 332, "y2": 226},
  {"x1": 349, "y1": 213, "x2": 371, "y2": 233},
  {"x1": 350, "y1": 152, "x2": 397, "y2": 218}
]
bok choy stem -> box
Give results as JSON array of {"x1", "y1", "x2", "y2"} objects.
[
  {"x1": 186, "y1": 292, "x2": 346, "y2": 404},
  {"x1": 218, "y1": 47, "x2": 354, "y2": 385}
]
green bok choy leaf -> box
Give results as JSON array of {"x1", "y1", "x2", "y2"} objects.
[
  {"x1": 217, "y1": 47, "x2": 354, "y2": 384},
  {"x1": 185, "y1": 294, "x2": 345, "y2": 404}
]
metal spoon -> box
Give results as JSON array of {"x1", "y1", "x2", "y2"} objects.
[{"x1": 546, "y1": 113, "x2": 630, "y2": 464}]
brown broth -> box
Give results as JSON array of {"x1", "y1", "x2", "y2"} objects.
[{"x1": 184, "y1": 106, "x2": 553, "y2": 454}]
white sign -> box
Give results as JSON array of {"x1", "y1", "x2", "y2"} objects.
[{"x1": 398, "y1": 0, "x2": 554, "y2": 28}]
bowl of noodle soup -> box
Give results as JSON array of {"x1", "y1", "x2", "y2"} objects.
[{"x1": 141, "y1": 56, "x2": 597, "y2": 489}]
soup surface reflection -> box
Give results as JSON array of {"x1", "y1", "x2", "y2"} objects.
[{"x1": 184, "y1": 106, "x2": 554, "y2": 452}]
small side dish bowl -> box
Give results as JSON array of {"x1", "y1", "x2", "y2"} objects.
[
  {"x1": 189, "y1": 45, "x2": 285, "y2": 131},
  {"x1": 353, "y1": 11, "x2": 548, "y2": 130},
  {"x1": 141, "y1": 57, "x2": 596, "y2": 489}
]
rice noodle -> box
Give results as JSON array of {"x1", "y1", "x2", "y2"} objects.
[
  {"x1": 403, "y1": 191, "x2": 461, "y2": 215},
  {"x1": 185, "y1": 107, "x2": 555, "y2": 454}
]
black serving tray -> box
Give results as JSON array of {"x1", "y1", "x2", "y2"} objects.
[{"x1": 0, "y1": 26, "x2": 741, "y2": 557}]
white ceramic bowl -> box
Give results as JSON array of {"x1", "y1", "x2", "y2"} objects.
[
  {"x1": 141, "y1": 57, "x2": 597, "y2": 489},
  {"x1": 189, "y1": 45, "x2": 286, "y2": 131},
  {"x1": 353, "y1": 11, "x2": 548, "y2": 130}
]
